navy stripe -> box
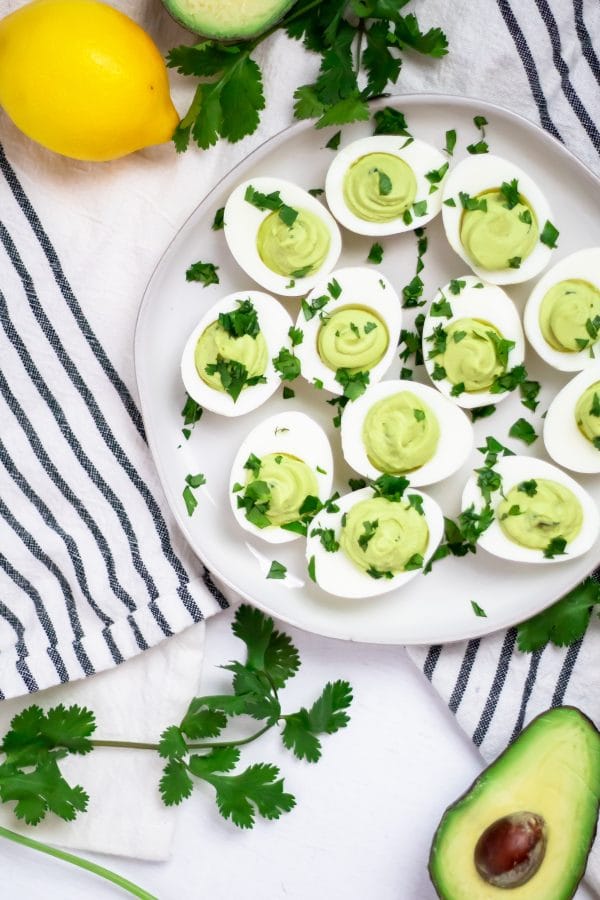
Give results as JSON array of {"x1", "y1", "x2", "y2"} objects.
[
  {"x1": 448, "y1": 639, "x2": 481, "y2": 713},
  {"x1": 423, "y1": 645, "x2": 442, "y2": 681},
  {"x1": 127, "y1": 615, "x2": 150, "y2": 652},
  {"x1": 202, "y1": 567, "x2": 229, "y2": 610},
  {"x1": 496, "y1": 0, "x2": 563, "y2": 140},
  {"x1": 509, "y1": 647, "x2": 544, "y2": 743},
  {"x1": 574, "y1": 0, "x2": 600, "y2": 87},
  {"x1": 0, "y1": 222, "x2": 202, "y2": 624},
  {"x1": 0, "y1": 435, "x2": 109, "y2": 632},
  {"x1": 0, "y1": 367, "x2": 132, "y2": 650},
  {"x1": 552, "y1": 638, "x2": 584, "y2": 706},
  {"x1": 0, "y1": 597, "x2": 38, "y2": 692},
  {"x1": 534, "y1": 0, "x2": 600, "y2": 152},
  {"x1": 0, "y1": 144, "x2": 145, "y2": 440},
  {"x1": 472, "y1": 628, "x2": 518, "y2": 747}
]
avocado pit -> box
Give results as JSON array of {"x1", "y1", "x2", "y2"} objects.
[{"x1": 474, "y1": 811, "x2": 546, "y2": 888}]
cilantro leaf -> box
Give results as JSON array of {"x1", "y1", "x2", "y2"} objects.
[
  {"x1": 335, "y1": 368, "x2": 369, "y2": 400},
  {"x1": 212, "y1": 207, "x2": 225, "y2": 230},
  {"x1": 517, "y1": 577, "x2": 600, "y2": 652},
  {"x1": 273, "y1": 348, "x2": 301, "y2": 381},
  {"x1": 325, "y1": 129, "x2": 342, "y2": 150},
  {"x1": 185, "y1": 260, "x2": 220, "y2": 286},
  {"x1": 544, "y1": 537, "x2": 567, "y2": 559},
  {"x1": 509, "y1": 417, "x2": 538, "y2": 445},
  {"x1": 159, "y1": 759, "x2": 195, "y2": 807},
  {"x1": 368, "y1": 242, "x2": 384, "y2": 264},
  {"x1": 471, "y1": 601, "x2": 487, "y2": 618},
  {"x1": 444, "y1": 129, "x2": 456, "y2": 155},
  {"x1": 218, "y1": 299, "x2": 259, "y2": 338},
  {"x1": 267, "y1": 560, "x2": 287, "y2": 580},
  {"x1": 205, "y1": 357, "x2": 266, "y2": 402},
  {"x1": 204, "y1": 763, "x2": 296, "y2": 829},
  {"x1": 282, "y1": 680, "x2": 352, "y2": 763},
  {"x1": 540, "y1": 220, "x2": 559, "y2": 249},
  {"x1": 231, "y1": 604, "x2": 300, "y2": 690},
  {"x1": 373, "y1": 106, "x2": 411, "y2": 136}
]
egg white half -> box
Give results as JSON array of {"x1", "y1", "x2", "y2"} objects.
[
  {"x1": 294, "y1": 267, "x2": 402, "y2": 395},
  {"x1": 461, "y1": 455, "x2": 600, "y2": 564},
  {"x1": 524, "y1": 247, "x2": 600, "y2": 372},
  {"x1": 422, "y1": 276, "x2": 525, "y2": 409},
  {"x1": 229, "y1": 410, "x2": 333, "y2": 544},
  {"x1": 325, "y1": 135, "x2": 449, "y2": 236},
  {"x1": 305, "y1": 486, "x2": 444, "y2": 598},
  {"x1": 181, "y1": 291, "x2": 293, "y2": 417},
  {"x1": 441, "y1": 154, "x2": 555, "y2": 285},
  {"x1": 223, "y1": 177, "x2": 342, "y2": 297},
  {"x1": 544, "y1": 364, "x2": 600, "y2": 474},
  {"x1": 340, "y1": 378, "x2": 473, "y2": 485}
]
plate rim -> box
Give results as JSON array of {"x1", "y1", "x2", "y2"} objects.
[{"x1": 134, "y1": 91, "x2": 600, "y2": 645}]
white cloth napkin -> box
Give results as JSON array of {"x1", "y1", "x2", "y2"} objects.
[{"x1": 1, "y1": 0, "x2": 599, "y2": 874}]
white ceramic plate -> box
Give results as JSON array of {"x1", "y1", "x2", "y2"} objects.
[{"x1": 135, "y1": 94, "x2": 600, "y2": 645}]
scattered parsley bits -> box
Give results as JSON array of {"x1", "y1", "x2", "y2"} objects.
[
  {"x1": 282, "y1": 386, "x2": 295, "y2": 400},
  {"x1": 373, "y1": 107, "x2": 411, "y2": 137},
  {"x1": 218, "y1": 298, "x2": 260, "y2": 338},
  {"x1": 290, "y1": 264, "x2": 313, "y2": 279},
  {"x1": 402, "y1": 208, "x2": 413, "y2": 225},
  {"x1": 450, "y1": 382, "x2": 466, "y2": 397},
  {"x1": 518, "y1": 479, "x2": 538, "y2": 497},
  {"x1": 544, "y1": 536, "x2": 567, "y2": 559},
  {"x1": 372, "y1": 474, "x2": 409, "y2": 502},
  {"x1": 475, "y1": 466, "x2": 503, "y2": 504},
  {"x1": 540, "y1": 220, "x2": 559, "y2": 248},
  {"x1": 288, "y1": 326, "x2": 304, "y2": 347},
  {"x1": 509, "y1": 417, "x2": 538, "y2": 445},
  {"x1": 425, "y1": 161, "x2": 449, "y2": 192},
  {"x1": 183, "y1": 472, "x2": 206, "y2": 516},
  {"x1": 431, "y1": 295, "x2": 453, "y2": 318},
  {"x1": 310, "y1": 526, "x2": 339, "y2": 553},
  {"x1": 358, "y1": 520, "x2": 379, "y2": 550},
  {"x1": 401, "y1": 366, "x2": 413, "y2": 380},
  {"x1": 212, "y1": 207, "x2": 225, "y2": 230},
  {"x1": 302, "y1": 294, "x2": 329, "y2": 320},
  {"x1": 426, "y1": 324, "x2": 447, "y2": 359},
  {"x1": 520, "y1": 379, "x2": 541, "y2": 412},
  {"x1": 471, "y1": 404, "x2": 497, "y2": 421},
  {"x1": 328, "y1": 278, "x2": 342, "y2": 299},
  {"x1": 186, "y1": 260, "x2": 220, "y2": 286},
  {"x1": 490, "y1": 364, "x2": 528, "y2": 395},
  {"x1": 466, "y1": 139, "x2": 488, "y2": 155},
  {"x1": 473, "y1": 115, "x2": 488, "y2": 129},
  {"x1": 364, "y1": 321, "x2": 378, "y2": 334},
  {"x1": 335, "y1": 368, "x2": 369, "y2": 401},
  {"x1": 478, "y1": 435, "x2": 515, "y2": 467},
  {"x1": 444, "y1": 129, "x2": 457, "y2": 156},
  {"x1": 205, "y1": 358, "x2": 266, "y2": 402},
  {"x1": 508, "y1": 256, "x2": 522, "y2": 269},
  {"x1": 244, "y1": 184, "x2": 298, "y2": 228},
  {"x1": 181, "y1": 393, "x2": 203, "y2": 439},
  {"x1": 449, "y1": 279, "x2": 466, "y2": 295},
  {"x1": 432, "y1": 362, "x2": 447, "y2": 381},
  {"x1": 407, "y1": 494, "x2": 424, "y2": 516},
  {"x1": 459, "y1": 191, "x2": 487, "y2": 212},
  {"x1": 413, "y1": 199, "x2": 428, "y2": 217},
  {"x1": 366, "y1": 566, "x2": 393, "y2": 580},
  {"x1": 404, "y1": 553, "x2": 423, "y2": 571},
  {"x1": 443, "y1": 197, "x2": 456, "y2": 207},
  {"x1": 244, "y1": 453, "x2": 262, "y2": 475},
  {"x1": 367, "y1": 242, "x2": 384, "y2": 264},
  {"x1": 501, "y1": 504, "x2": 522, "y2": 520},
  {"x1": 267, "y1": 560, "x2": 287, "y2": 580},
  {"x1": 413, "y1": 408, "x2": 426, "y2": 422},
  {"x1": 453, "y1": 330, "x2": 467, "y2": 344},
  {"x1": 471, "y1": 601, "x2": 487, "y2": 617},
  {"x1": 402, "y1": 275, "x2": 425, "y2": 308},
  {"x1": 326, "y1": 130, "x2": 341, "y2": 150},
  {"x1": 519, "y1": 209, "x2": 533, "y2": 225},
  {"x1": 500, "y1": 178, "x2": 521, "y2": 210},
  {"x1": 273, "y1": 348, "x2": 301, "y2": 381}
]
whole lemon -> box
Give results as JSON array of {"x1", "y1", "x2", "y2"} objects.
[{"x1": 0, "y1": 0, "x2": 179, "y2": 161}]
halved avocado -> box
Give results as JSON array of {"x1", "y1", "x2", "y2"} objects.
[
  {"x1": 162, "y1": 0, "x2": 295, "y2": 39},
  {"x1": 429, "y1": 707, "x2": 600, "y2": 899}
]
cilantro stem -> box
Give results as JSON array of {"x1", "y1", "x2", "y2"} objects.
[
  {"x1": 0, "y1": 826, "x2": 156, "y2": 900},
  {"x1": 91, "y1": 723, "x2": 274, "y2": 752},
  {"x1": 280, "y1": 0, "x2": 324, "y2": 29}
]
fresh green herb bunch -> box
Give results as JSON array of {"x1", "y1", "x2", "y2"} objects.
[{"x1": 168, "y1": 0, "x2": 448, "y2": 151}]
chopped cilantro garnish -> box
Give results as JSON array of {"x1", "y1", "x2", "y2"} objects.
[
  {"x1": 413, "y1": 199, "x2": 428, "y2": 217},
  {"x1": 459, "y1": 192, "x2": 487, "y2": 212},
  {"x1": 501, "y1": 505, "x2": 522, "y2": 520},
  {"x1": 237, "y1": 480, "x2": 271, "y2": 529},
  {"x1": 244, "y1": 453, "x2": 262, "y2": 475},
  {"x1": 328, "y1": 278, "x2": 342, "y2": 299},
  {"x1": 486, "y1": 331, "x2": 515, "y2": 368},
  {"x1": 413, "y1": 408, "x2": 426, "y2": 422},
  {"x1": 290, "y1": 264, "x2": 313, "y2": 279},
  {"x1": 431, "y1": 295, "x2": 453, "y2": 318},
  {"x1": 401, "y1": 367, "x2": 413, "y2": 380},
  {"x1": 267, "y1": 560, "x2": 287, "y2": 580},
  {"x1": 310, "y1": 527, "x2": 339, "y2": 553},
  {"x1": 273, "y1": 348, "x2": 301, "y2": 381},
  {"x1": 372, "y1": 107, "x2": 411, "y2": 136},
  {"x1": 590, "y1": 392, "x2": 600, "y2": 417},
  {"x1": 517, "y1": 577, "x2": 600, "y2": 652},
  {"x1": 540, "y1": 220, "x2": 559, "y2": 248},
  {"x1": 186, "y1": 260, "x2": 220, "y2": 286},
  {"x1": 443, "y1": 197, "x2": 456, "y2": 207},
  {"x1": 473, "y1": 115, "x2": 488, "y2": 129},
  {"x1": 282, "y1": 386, "x2": 295, "y2": 400},
  {"x1": 402, "y1": 208, "x2": 413, "y2": 225},
  {"x1": 181, "y1": 394, "x2": 203, "y2": 439},
  {"x1": 499, "y1": 178, "x2": 520, "y2": 209},
  {"x1": 308, "y1": 555, "x2": 316, "y2": 583},
  {"x1": 426, "y1": 324, "x2": 447, "y2": 359},
  {"x1": 432, "y1": 362, "x2": 447, "y2": 381},
  {"x1": 509, "y1": 417, "x2": 538, "y2": 445},
  {"x1": 444, "y1": 129, "x2": 457, "y2": 156},
  {"x1": 370, "y1": 168, "x2": 392, "y2": 195},
  {"x1": 212, "y1": 207, "x2": 225, "y2": 230},
  {"x1": 335, "y1": 368, "x2": 369, "y2": 401},
  {"x1": 404, "y1": 554, "x2": 423, "y2": 571},
  {"x1": 449, "y1": 279, "x2": 466, "y2": 295},
  {"x1": 364, "y1": 321, "x2": 378, "y2": 334},
  {"x1": 471, "y1": 601, "x2": 487, "y2": 617},
  {"x1": 358, "y1": 520, "x2": 379, "y2": 551},
  {"x1": 308, "y1": 187, "x2": 324, "y2": 197},
  {"x1": 466, "y1": 140, "x2": 488, "y2": 155},
  {"x1": 302, "y1": 294, "x2": 329, "y2": 320},
  {"x1": 288, "y1": 326, "x2": 304, "y2": 347},
  {"x1": 519, "y1": 209, "x2": 532, "y2": 225},
  {"x1": 366, "y1": 566, "x2": 393, "y2": 580},
  {"x1": 205, "y1": 357, "x2": 266, "y2": 402},
  {"x1": 477, "y1": 435, "x2": 515, "y2": 467},
  {"x1": 520, "y1": 380, "x2": 541, "y2": 412},
  {"x1": 475, "y1": 466, "x2": 502, "y2": 504},
  {"x1": 508, "y1": 256, "x2": 522, "y2": 269},
  {"x1": 402, "y1": 275, "x2": 425, "y2": 308},
  {"x1": 450, "y1": 381, "x2": 466, "y2": 397},
  {"x1": 453, "y1": 330, "x2": 467, "y2": 343},
  {"x1": 518, "y1": 479, "x2": 538, "y2": 497},
  {"x1": 425, "y1": 162, "x2": 449, "y2": 189},
  {"x1": 407, "y1": 494, "x2": 424, "y2": 516},
  {"x1": 471, "y1": 404, "x2": 497, "y2": 421},
  {"x1": 367, "y1": 242, "x2": 384, "y2": 264},
  {"x1": 490, "y1": 364, "x2": 527, "y2": 394},
  {"x1": 544, "y1": 537, "x2": 567, "y2": 559},
  {"x1": 372, "y1": 474, "x2": 409, "y2": 502},
  {"x1": 183, "y1": 473, "x2": 205, "y2": 516},
  {"x1": 313, "y1": 378, "x2": 324, "y2": 390},
  {"x1": 244, "y1": 185, "x2": 298, "y2": 228},
  {"x1": 218, "y1": 298, "x2": 260, "y2": 338},
  {"x1": 326, "y1": 130, "x2": 341, "y2": 150}
]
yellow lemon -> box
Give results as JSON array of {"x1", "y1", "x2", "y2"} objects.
[{"x1": 0, "y1": 0, "x2": 179, "y2": 161}]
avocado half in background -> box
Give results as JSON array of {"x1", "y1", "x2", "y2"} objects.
[
  {"x1": 161, "y1": 0, "x2": 294, "y2": 39},
  {"x1": 429, "y1": 707, "x2": 600, "y2": 899}
]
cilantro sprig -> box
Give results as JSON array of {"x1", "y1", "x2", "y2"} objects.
[
  {"x1": 0, "y1": 607, "x2": 352, "y2": 894},
  {"x1": 168, "y1": 2, "x2": 448, "y2": 151},
  {"x1": 517, "y1": 577, "x2": 600, "y2": 652}
]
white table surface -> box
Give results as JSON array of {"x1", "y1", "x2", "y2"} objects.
[{"x1": 0, "y1": 607, "x2": 595, "y2": 899}]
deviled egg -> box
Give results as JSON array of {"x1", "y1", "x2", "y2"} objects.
[
  {"x1": 524, "y1": 248, "x2": 600, "y2": 371},
  {"x1": 224, "y1": 177, "x2": 342, "y2": 297},
  {"x1": 422, "y1": 276, "x2": 525, "y2": 409},
  {"x1": 340, "y1": 379, "x2": 473, "y2": 485},
  {"x1": 181, "y1": 291, "x2": 292, "y2": 417},
  {"x1": 306, "y1": 481, "x2": 444, "y2": 598},
  {"x1": 294, "y1": 267, "x2": 401, "y2": 396},
  {"x1": 325, "y1": 135, "x2": 449, "y2": 236},
  {"x1": 229, "y1": 411, "x2": 333, "y2": 544},
  {"x1": 441, "y1": 154, "x2": 556, "y2": 285},
  {"x1": 461, "y1": 455, "x2": 600, "y2": 564},
  {"x1": 544, "y1": 364, "x2": 600, "y2": 474}
]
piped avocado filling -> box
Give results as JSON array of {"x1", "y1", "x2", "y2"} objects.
[
  {"x1": 362, "y1": 391, "x2": 440, "y2": 474},
  {"x1": 244, "y1": 452, "x2": 318, "y2": 527},
  {"x1": 438, "y1": 318, "x2": 509, "y2": 392},
  {"x1": 317, "y1": 306, "x2": 389, "y2": 373},
  {"x1": 340, "y1": 496, "x2": 428, "y2": 575},
  {"x1": 460, "y1": 188, "x2": 538, "y2": 270},
  {"x1": 575, "y1": 381, "x2": 600, "y2": 449},
  {"x1": 343, "y1": 152, "x2": 417, "y2": 222},
  {"x1": 195, "y1": 321, "x2": 268, "y2": 392},
  {"x1": 539, "y1": 279, "x2": 600, "y2": 352},
  {"x1": 257, "y1": 208, "x2": 330, "y2": 277},
  {"x1": 498, "y1": 478, "x2": 583, "y2": 550}
]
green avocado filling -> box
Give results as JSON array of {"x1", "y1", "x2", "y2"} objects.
[
  {"x1": 317, "y1": 306, "x2": 389, "y2": 373},
  {"x1": 539, "y1": 279, "x2": 600, "y2": 352},
  {"x1": 362, "y1": 391, "x2": 440, "y2": 474},
  {"x1": 439, "y1": 318, "x2": 507, "y2": 392},
  {"x1": 498, "y1": 478, "x2": 583, "y2": 550},
  {"x1": 460, "y1": 189, "x2": 538, "y2": 270},
  {"x1": 575, "y1": 382, "x2": 600, "y2": 448},
  {"x1": 195, "y1": 321, "x2": 268, "y2": 392},
  {"x1": 340, "y1": 496, "x2": 428, "y2": 575},
  {"x1": 257, "y1": 208, "x2": 330, "y2": 277},
  {"x1": 343, "y1": 152, "x2": 417, "y2": 222},
  {"x1": 246, "y1": 453, "x2": 318, "y2": 527}
]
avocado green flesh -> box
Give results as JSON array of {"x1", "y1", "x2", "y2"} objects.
[
  {"x1": 498, "y1": 479, "x2": 583, "y2": 550},
  {"x1": 343, "y1": 152, "x2": 417, "y2": 222},
  {"x1": 194, "y1": 321, "x2": 267, "y2": 392},
  {"x1": 257, "y1": 208, "x2": 331, "y2": 277},
  {"x1": 575, "y1": 382, "x2": 600, "y2": 445},
  {"x1": 460, "y1": 189, "x2": 538, "y2": 270},
  {"x1": 317, "y1": 306, "x2": 389, "y2": 373},
  {"x1": 440, "y1": 318, "x2": 506, "y2": 392},
  {"x1": 430, "y1": 707, "x2": 600, "y2": 900},
  {"x1": 362, "y1": 391, "x2": 440, "y2": 474},
  {"x1": 162, "y1": 0, "x2": 294, "y2": 39},
  {"x1": 248, "y1": 453, "x2": 317, "y2": 527},
  {"x1": 340, "y1": 496, "x2": 428, "y2": 574},
  {"x1": 539, "y1": 279, "x2": 600, "y2": 352}
]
